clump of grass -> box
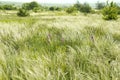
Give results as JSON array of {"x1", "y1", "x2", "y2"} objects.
[
  {"x1": 112, "y1": 33, "x2": 120, "y2": 41},
  {"x1": 0, "y1": 13, "x2": 120, "y2": 80}
]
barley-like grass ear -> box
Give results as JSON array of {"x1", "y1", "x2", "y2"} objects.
[{"x1": 0, "y1": 6, "x2": 120, "y2": 80}]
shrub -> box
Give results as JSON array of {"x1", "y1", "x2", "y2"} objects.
[
  {"x1": 102, "y1": 1, "x2": 118, "y2": 20},
  {"x1": 17, "y1": 9, "x2": 29, "y2": 17},
  {"x1": 49, "y1": 6, "x2": 55, "y2": 11},
  {"x1": 66, "y1": 6, "x2": 77, "y2": 14},
  {"x1": 116, "y1": 5, "x2": 120, "y2": 15},
  {"x1": 80, "y1": 3, "x2": 92, "y2": 13}
]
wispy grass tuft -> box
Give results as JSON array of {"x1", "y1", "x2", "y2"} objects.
[{"x1": 0, "y1": 13, "x2": 120, "y2": 80}]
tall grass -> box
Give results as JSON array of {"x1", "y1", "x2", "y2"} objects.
[{"x1": 0, "y1": 12, "x2": 120, "y2": 80}]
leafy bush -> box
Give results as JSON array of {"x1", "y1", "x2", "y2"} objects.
[
  {"x1": 17, "y1": 9, "x2": 29, "y2": 17},
  {"x1": 49, "y1": 6, "x2": 55, "y2": 11},
  {"x1": 102, "y1": 1, "x2": 118, "y2": 20},
  {"x1": 116, "y1": 5, "x2": 120, "y2": 15},
  {"x1": 66, "y1": 6, "x2": 77, "y2": 14}
]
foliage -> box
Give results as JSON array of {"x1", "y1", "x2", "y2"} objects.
[
  {"x1": 102, "y1": 1, "x2": 118, "y2": 20},
  {"x1": 80, "y1": 3, "x2": 92, "y2": 13},
  {"x1": 0, "y1": 4, "x2": 17, "y2": 10},
  {"x1": 74, "y1": 2, "x2": 92, "y2": 13},
  {"x1": 22, "y1": 3, "x2": 30, "y2": 10},
  {"x1": 49, "y1": 6, "x2": 62, "y2": 11},
  {"x1": 17, "y1": 8, "x2": 29, "y2": 17},
  {"x1": 118, "y1": 8, "x2": 120, "y2": 15},
  {"x1": 96, "y1": 1, "x2": 105, "y2": 10},
  {"x1": 33, "y1": 7, "x2": 40, "y2": 12},
  {"x1": 66, "y1": 6, "x2": 77, "y2": 14},
  {"x1": 29, "y1": 1, "x2": 39, "y2": 9},
  {"x1": 49, "y1": 6, "x2": 55, "y2": 11},
  {"x1": 22, "y1": 1, "x2": 40, "y2": 10},
  {"x1": 116, "y1": 5, "x2": 120, "y2": 15},
  {"x1": 74, "y1": 1, "x2": 82, "y2": 11}
]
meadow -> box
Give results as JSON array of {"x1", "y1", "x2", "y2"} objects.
[{"x1": 0, "y1": 11, "x2": 120, "y2": 80}]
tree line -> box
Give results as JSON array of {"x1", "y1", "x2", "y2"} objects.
[
  {"x1": 0, "y1": 4, "x2": 17, "y2": 10},
  {"x1": 0, "y1": 1, "x2": 120, "y2": 20}
]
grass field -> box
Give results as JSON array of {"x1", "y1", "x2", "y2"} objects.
[{"x1": 0, "y1": 11, "x2": 120, "y2": 80}]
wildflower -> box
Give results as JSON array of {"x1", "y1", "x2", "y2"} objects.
[
  {"x1": 90, "y1": 35, "x2": 94, "y2": 42},
  {"x1": 47, "y1": 33, "x2": 51, "y2": 43}
]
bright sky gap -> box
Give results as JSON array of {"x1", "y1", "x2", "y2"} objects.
[{"x1": 1, "y1": 0, "x2": 120, "y2": 4}]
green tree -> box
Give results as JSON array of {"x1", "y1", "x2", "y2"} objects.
[
  {"x1": 74, "y1": 2, "x2": 92, "y2": 13},
  {"x1": 96, "y1": 1, "x2": 105, "y2": 9},
  {"x1": 80, "y1": 3, "x2": 92, "y2": 13},
  {"x1": 29, "y1": 1, "x2": 39, "y2": 10},
  {"x1": 74, "y1": 1, "x2": 82, "y2": 11},
  {"x1": 102, "y1": 1, "x2": 118, "y2": 20},
  {"x1": 22, "y1": 3, "x2": 30, "y2": 10},
  {"x1": 22, "y1": 1, "x2": 40, "y2": 10}
]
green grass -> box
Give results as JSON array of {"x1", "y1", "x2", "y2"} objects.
[{"x1": 0, "y1": 11, "x2": 120, "y2": 80}]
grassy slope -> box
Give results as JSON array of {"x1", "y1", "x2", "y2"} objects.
[{"x1": 0, "y1": 11, "x2": 120, "y2": 80}]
